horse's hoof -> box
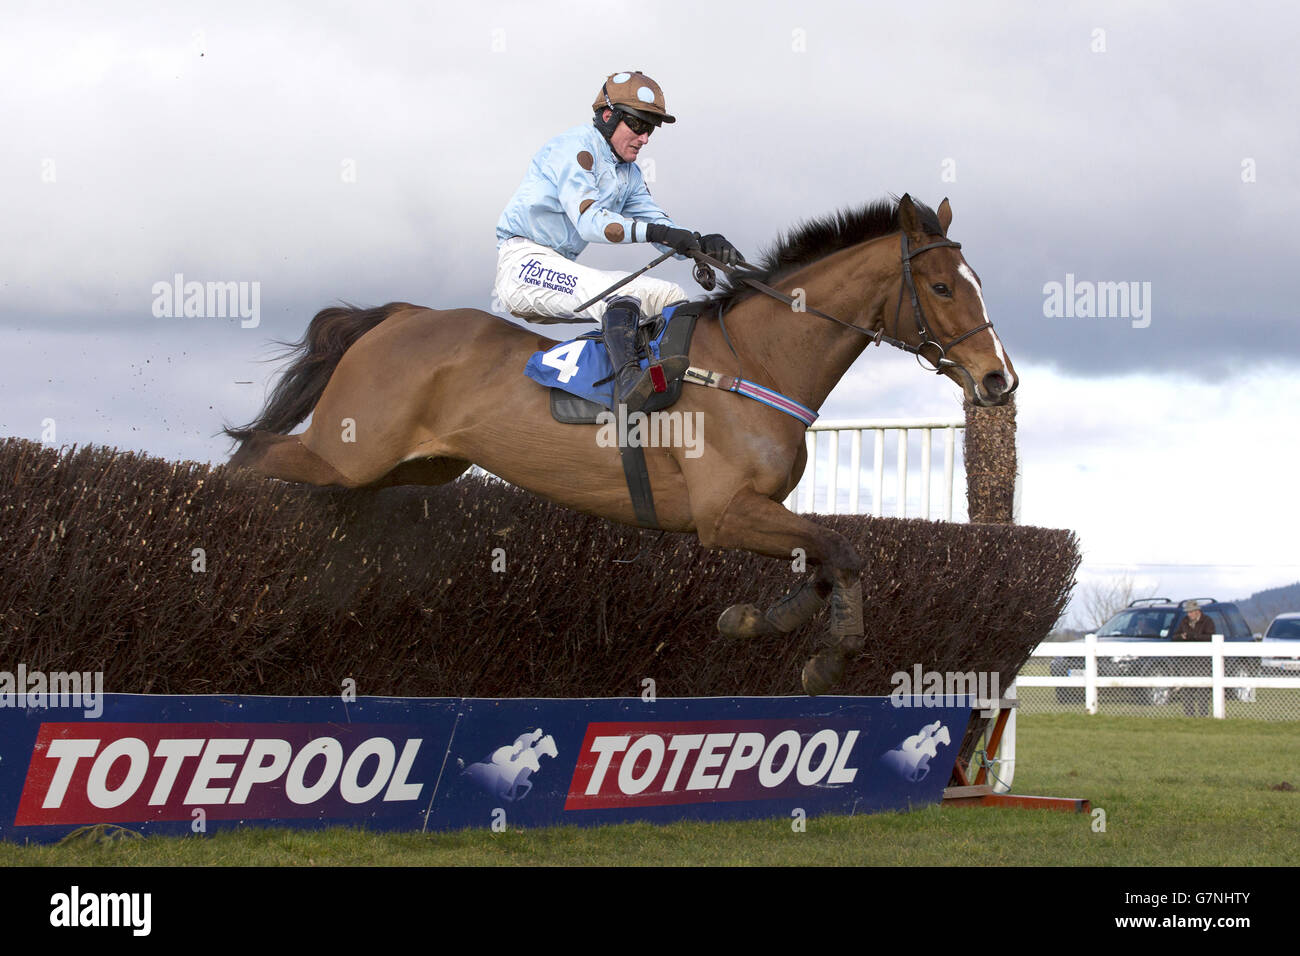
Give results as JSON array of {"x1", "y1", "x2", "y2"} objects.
[
  {"x1": 801, "y1": 648, "x2": 845, "y2": 696},
  {"x1": 836, "y1": 632, "x2": 865, "y2": 655},
  {"x1": 717, "y1": 603, "x2": 776, "y2": 638}
]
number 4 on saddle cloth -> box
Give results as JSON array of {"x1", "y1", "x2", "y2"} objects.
[{"x1": 524, "y1": 302, "x2": 704, "y2": 423}]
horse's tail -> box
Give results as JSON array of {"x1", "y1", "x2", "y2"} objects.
[{"x1": 223, "y1": 301, "x2": 413, "y2": 443}]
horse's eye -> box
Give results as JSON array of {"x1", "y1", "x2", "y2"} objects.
[{"x1": 931, "y1": 283, "x2": 952, "y2": 297}]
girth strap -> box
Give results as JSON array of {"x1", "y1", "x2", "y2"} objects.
[{"x1": 619, "y1": 442, "x2": 659, "y2": 528}]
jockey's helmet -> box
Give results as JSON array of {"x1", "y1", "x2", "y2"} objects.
[{"x1": 592, "y1": 71, "x2": 676, "y2": 126}]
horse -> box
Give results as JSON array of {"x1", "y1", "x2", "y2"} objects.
[{"x1": 224, "y1": 195, "x2": 1017, "y2": 695}]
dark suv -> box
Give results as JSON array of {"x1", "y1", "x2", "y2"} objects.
[{"x1": 1050, "y1": 598, "x2": 1260, "y2": 705}]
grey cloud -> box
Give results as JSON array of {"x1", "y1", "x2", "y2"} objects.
[{"x1": 2, "y1": 0, "x2": 1298, "y2": 461}]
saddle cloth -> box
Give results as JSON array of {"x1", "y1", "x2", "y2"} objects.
[{"x1": 524, "y1": 302, "x2": 703, "y2": 424}]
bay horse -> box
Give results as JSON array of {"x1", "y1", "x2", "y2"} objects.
[{"x1": 225, "y1": 195, "x2": 1017, "y2": 694}]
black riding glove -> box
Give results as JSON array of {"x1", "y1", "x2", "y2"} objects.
[
  {"x1": 645, "y1": 223, "x2": 701, "y2": 256},
  {"x1": 698, "y1": 233, "x2": 742, "y2": 266}
]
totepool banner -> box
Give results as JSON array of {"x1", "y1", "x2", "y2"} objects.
[
  {"x1": 437, "y1": 697, "x2": 969, "y2": 830},
  {"x1": 0, "y1": 694, "x2": 970, "y2": 843},
  {"x1": 0, "y1": 694, "x2": 459, "y2": 844}
]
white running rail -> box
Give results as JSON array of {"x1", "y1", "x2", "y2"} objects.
[
  {"x1": 786, "y1": 418, "x2": 965, "y2": 518},
  {"x1": 1021, "y1": 637, "x2": 1300, "y2": 718}
]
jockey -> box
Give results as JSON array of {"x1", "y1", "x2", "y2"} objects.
[{"x1": 495, "y1": 70, "x2": 742, "y2": 411}]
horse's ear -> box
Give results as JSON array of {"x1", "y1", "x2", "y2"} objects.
[
  {"x1": 937, "y1": 198, "x2": 952, "y2": 235},
  {"x1": 898, "y1": 193, "x2": 922, "y2": 237}
]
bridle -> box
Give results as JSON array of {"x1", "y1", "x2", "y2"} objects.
[
  {"x1": 891, "y1": 233, "x2": 992, "y2": 375},
  {"x1": 698, "y1": 230, "x2": 997, "y2": 388}
]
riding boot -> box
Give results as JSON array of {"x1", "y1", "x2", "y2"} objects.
[{"x1": 602, "y1": 296, "x2": 686, "y2": 412}]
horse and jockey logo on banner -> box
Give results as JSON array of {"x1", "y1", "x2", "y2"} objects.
[
  {"x1": 879, "y1": 721, "x2": 952, "y2": 783},
  {"x1": 459, "y1": 729, "x2": 559, "y2": 802}
]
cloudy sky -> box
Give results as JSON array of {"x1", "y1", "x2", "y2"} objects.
[{"x1": 3, "y1": 1, "x2": 1297, "y2": 627}]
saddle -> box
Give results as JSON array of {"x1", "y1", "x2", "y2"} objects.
[{"x1": 525, "y1": 302, "x2": 705, "y2": 423}]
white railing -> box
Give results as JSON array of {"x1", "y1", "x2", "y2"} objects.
[
  {"x1": 786, "y1": 418, "x2": 964, "y2": 518},
  {"x1": 1019, "y1": 637, "x2": 1300, "y2": 718}
]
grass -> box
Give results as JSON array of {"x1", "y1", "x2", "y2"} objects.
[{"x1": 2, "y1": 713, "x2": 1296, "y2": 866}]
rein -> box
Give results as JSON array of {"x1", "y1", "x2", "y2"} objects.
[
  {"x1": 692, "y1": 232, "x2": 995, "y2": 381},
  {"x1": 568, "y1": 229, "x2": 1000, "y2": 430}
]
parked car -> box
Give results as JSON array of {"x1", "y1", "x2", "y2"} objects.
[
  {"x1": 1050, "y1": 598, "x2": 1260, "y2": 705},
  {"x1": 1261, "y1": 613, "x2": 1300, "y2": 674}
]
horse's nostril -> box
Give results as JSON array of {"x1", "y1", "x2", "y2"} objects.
[{"x1": 982, "y1": 372, "x2": 1008, "y2": 396}]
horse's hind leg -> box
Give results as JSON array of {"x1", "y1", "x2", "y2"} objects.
[
  {"x1": 701, "y1": 490, "x2": 864, "y2": 696},
  {"x1": 232, "y1": 433, "x2": 470, "y2": 490},
  {"x1": 228, "y1": 431, "x2": 357, "y2": 487}
]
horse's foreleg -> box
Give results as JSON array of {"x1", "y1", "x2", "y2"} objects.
[
  {"x1": 701, "y1": 490, "x2": 864, "y2": 696},
  {"x1": 716, "y1": 567, "x2": 833, "y2": 638}
]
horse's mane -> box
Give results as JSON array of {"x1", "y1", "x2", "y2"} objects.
[{"x1": 705, "y1": 196, "x2": 945, "y2": 314}]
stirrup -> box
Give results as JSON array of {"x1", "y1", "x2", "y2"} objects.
[
  {"x1": 615, "y1": 356, "x2": 689, "y2": 412},
  {"x1": 615, "y1": 362, "x2": 659, "y2": 411}
]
